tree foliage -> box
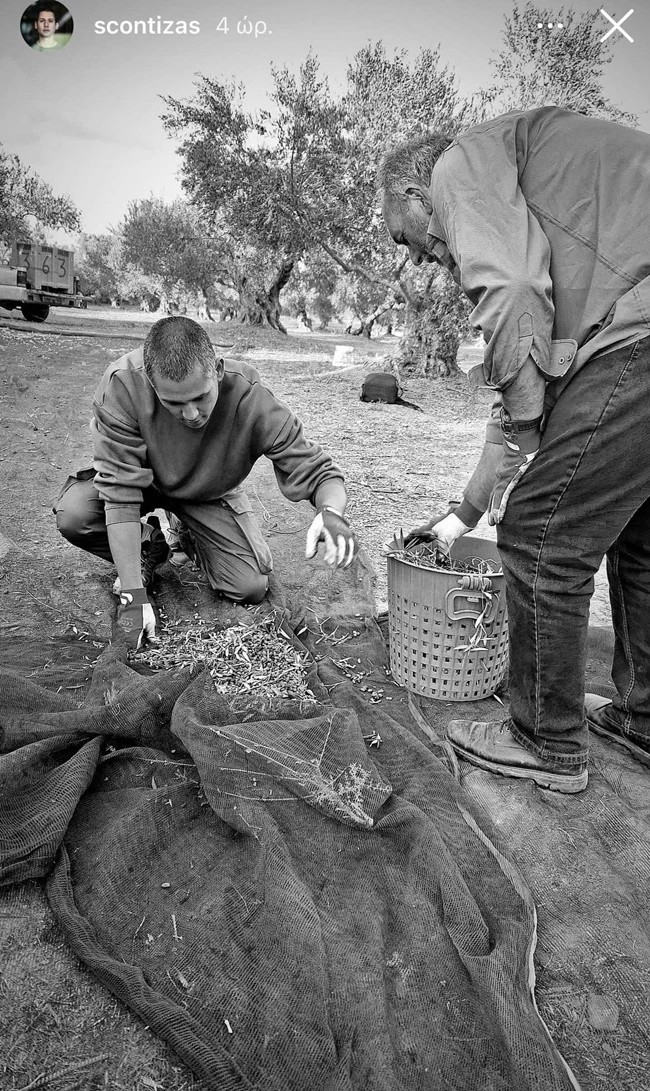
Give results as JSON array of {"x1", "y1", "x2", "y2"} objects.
[
  {"x1": 77, "y1": 210, "x2": 238, "y2": 318},
  {"x1": 77, "y1": 228, "x2": 172, "y2": 306},
  {"x1": 486, "y1": 2, "x2": 638, "y2": 124},
  {"x1": 160, "y1": 42, "x2": 472, "y2": 362},
  {"x1": 0, "y1": 144, "x2": 80, "y2": 241},
  {"x1": 120, "y1": 197, "x2": 231, "y2": 309},
  {"x1": 160, "y1": 75, "x2": 304, "y2": 327},
  {"x1": 283, "y1": 255, "x2": 339, "y2": 330},
  {"x1": 335, "y1": 43, "x2": 476, "y2": 362},
  {"x1": 76, "y1": 232, "x2": 123, "y2": 300},
  {"x1": 77, "y1": 11, "x2": 634, "y2": 366}
]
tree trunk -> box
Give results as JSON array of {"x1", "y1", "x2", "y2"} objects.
[
  {"x1": 352, "y1": 317, "x2": 375, "y2": 338},
  {"x1": 267, "y1": 258, "x2": 293, "y2": 331},
  {"x1": 196, "y1": 286, "x2": 215, "y2": 322},
  {"x1": 395, "y1": 303, "x2": 461, "y2": 379},
  {"x1": 296, "y1": 305, "x2": 313, "y2": 331},
  {"x1": 236, "y1": 258, "x2": 294, "y2": 333},
  {"x1": 351, "y1": 300, "x2": 399, "y2": 339}
]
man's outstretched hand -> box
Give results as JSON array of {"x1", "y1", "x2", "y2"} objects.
[
  {"x1": 306, "y1": 507, "x2": 357, "y2": 569},
  {"x1": 116, "y1": 587, "x2": 158, "y2": 650}
]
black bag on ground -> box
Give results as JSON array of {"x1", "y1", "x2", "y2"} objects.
[
  {"x1": 360, "y1": 371, "x2": 423, "y2": 411},
  {"x1": 361, "y1": 372, "x2": 400, "y2": 404}
]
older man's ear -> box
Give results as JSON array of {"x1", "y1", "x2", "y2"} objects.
[{"x1": 404, "y1": 183, "x2": 434, "y2": 214}]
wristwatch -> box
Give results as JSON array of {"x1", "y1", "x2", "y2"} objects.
[{"x1": 500, "y1": 408, "x2": 544, "y2": 436}]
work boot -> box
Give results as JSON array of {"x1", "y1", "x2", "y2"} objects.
[
  {"x1": 585, "y1": 693, "x2": 650, "y2": 768},
  {"x1": 141, "y1": 517, "x2": 171, "y2": 585},
  {"x1": 165, "y1": 512, "x2": 192, "y2": 568},
  {"x1": 112, "y1": 517, "x2": 170, "y2": 595},
  {"x1": 446, "y1": 718, "x2": 588, "y2": 794}
]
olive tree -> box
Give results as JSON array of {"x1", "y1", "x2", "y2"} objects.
[
  {"x1": 0, "y1": 144, "x2": 80, "y2": 241},
  {"x1": 487, "y1": 2, "x2": 637, "y2": 123}
]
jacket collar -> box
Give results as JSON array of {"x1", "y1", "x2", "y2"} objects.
[
  {"x1": 426, "y1": 160, "x2": 447, "y2": 245},
  {"x1": 426, "y1": 207, "x2": 446, "y2": 248}
]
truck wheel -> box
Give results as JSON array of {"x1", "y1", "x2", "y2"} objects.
[{"x1": 21, "y1": 303, "x2": 50, "y2": 323}]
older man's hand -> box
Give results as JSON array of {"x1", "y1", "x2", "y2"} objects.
[{"x1": 404, "y1": 511, "x2": 470, "y2": 551}]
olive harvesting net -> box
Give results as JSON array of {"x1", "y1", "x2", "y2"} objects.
[{"x1": 0, "y1": 601, "x2": 585, "y2": 1091}]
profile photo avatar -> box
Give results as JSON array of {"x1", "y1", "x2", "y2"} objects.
[{"x1": 21, "y1": 1, "x2": 73, "y2": 51}]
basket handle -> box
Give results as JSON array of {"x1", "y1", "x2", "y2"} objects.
[
  {"x1": 445, "y1": 586, "x2": 500, "y2": 624},
  {"x1": 458, "y1": 574, "x2": 492, "y2": 592}
]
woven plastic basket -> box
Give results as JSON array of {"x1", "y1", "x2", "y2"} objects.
[{"x1": 387, "y1": 536, "x2": 508, "y2": 700}]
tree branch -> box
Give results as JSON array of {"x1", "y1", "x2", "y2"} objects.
[{"x1": 317, "y1": 241, "x2": 414, "y2": 305}]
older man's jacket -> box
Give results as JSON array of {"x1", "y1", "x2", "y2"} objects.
[
  {"x1": 428, "y1": 106, "x2": 650, "y2": 399},
  {"x1": 429, "y1": 107, "x2": 650, "y2": 522}
]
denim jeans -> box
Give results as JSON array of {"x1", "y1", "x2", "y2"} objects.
[{"x1": 497, "y1": 337, "x2": 650, "y2": 766}]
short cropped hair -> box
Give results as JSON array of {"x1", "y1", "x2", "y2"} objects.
[
  {"x1": 377, "y1": 132, "x2": 453, "y2": 205},
  {"x1": 143, "y1": 316, "x2": 216, "y2": 383}
]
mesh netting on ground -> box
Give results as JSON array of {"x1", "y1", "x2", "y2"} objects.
[{"x1": 0, "y1": 614, "x2": 580, "y2": 1091}]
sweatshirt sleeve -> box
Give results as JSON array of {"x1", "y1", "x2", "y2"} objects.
[
  {"x1": 261, "y1": 408, "x2": 345, "y2": 504},
  {"x1": 92, "y1": 380, "x2": 153, "y2": 525},
  {"x1": 433, "y1": 118, "x2": 555, "y2": 390}
]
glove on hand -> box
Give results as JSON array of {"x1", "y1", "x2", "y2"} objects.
[
  {"x1": 488, "y1": 415, "x2": 542, "y2": 526},
  {"x1": 402, "y1": 501, "x2": 468, "y2": 549},
  {"x1": 306, "y1": 507, "x2": 357, "y2": 569},
  {"x1": 404, "y1": 511, "x2": 470, "y2": 552},
  {"x1": 116, "y1": 587, "x2": 157, "y2": 650}
]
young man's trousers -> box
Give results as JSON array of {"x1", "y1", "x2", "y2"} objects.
[{"x1": 54, "y1": 472, "x2": 272, "y2": 604}]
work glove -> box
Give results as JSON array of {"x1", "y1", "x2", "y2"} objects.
[
  {"x1": 385, "y1": 504, "x2": 468, "y2": 554},
  {"x1": 403, "y1": 511, "x2": 470, "y2": 551},
  {"x1": 488, "y1": 412, "x2": 543, "y2": 526},
  {"x1": 305, "y1": 507, "x2": 357, "y2": 569},
  {"x1": 116, "y1": 587, "x2": 158, "y2": 651},
  {"x1": 400, "y1": 500, "x2": 470, "y2": 548}
]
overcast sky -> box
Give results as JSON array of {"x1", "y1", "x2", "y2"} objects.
[{"x1": 1, "y1": 0, "x2": 649, "y2": 235}]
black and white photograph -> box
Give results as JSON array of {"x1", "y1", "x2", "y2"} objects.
[{"x1": 1, "y1": 1, "x2": 649, "y2": 1089}]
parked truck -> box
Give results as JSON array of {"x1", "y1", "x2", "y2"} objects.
[{"x1": 0, "y1": 240, "x2": 85, "y2": 322}]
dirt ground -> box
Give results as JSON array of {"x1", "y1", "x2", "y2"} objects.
[
  {"x1": 0, "y1": 305, "x2": 616, "y2": 1090},
  {"x1": 0, "y1": 302, "x2": 612, "y2": 628}
]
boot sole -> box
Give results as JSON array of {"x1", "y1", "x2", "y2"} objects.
[
  {"x1": 450, "y1": 744, "x2": 588, "y2": 794},
  {"x1": 587, "y1": 716, "x2": 650, "y2": 768}
]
